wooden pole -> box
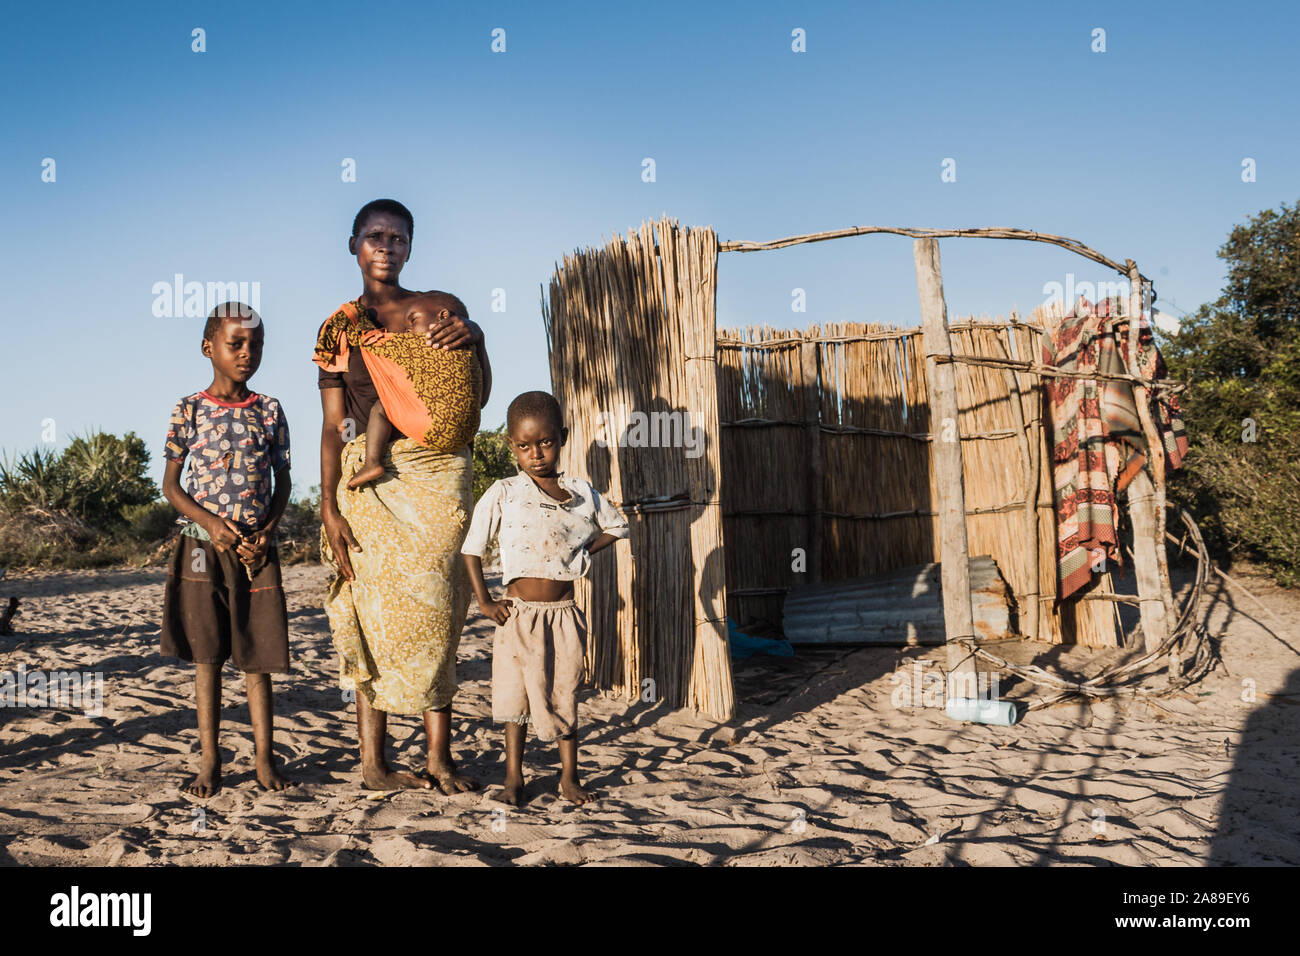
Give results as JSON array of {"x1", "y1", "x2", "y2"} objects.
[
  {"x1": 800, "y1": 338, "x2": 824, "y2": 582},
  {"x1": 913, "y1": 239, "x2": 978, "y2": 697},
  {"x1": 1126, "y1": 469, "x2": 1169, "y2": 653},
  {"x1": 1124, "y1": 261, "x2": 1177, "y2": 657}
]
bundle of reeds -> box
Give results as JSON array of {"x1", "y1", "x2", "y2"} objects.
[{"x1": 541, "y1": 218, "x2": 734, "y2": 721}]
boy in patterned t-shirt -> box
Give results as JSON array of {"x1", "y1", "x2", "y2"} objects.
[{"x1": 160, "y1": 303, "x2": 293, "y2": 797}]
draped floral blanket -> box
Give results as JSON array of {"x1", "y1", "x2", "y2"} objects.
[
  {"x1": 1041, "y1": 299, "x2": 1190, "y2": 601},
  {"x1": 313, "y1": 300, "x2": 481, "y2": 453}
]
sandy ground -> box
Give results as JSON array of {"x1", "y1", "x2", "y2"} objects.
[{"x1": 0, "y1": 559, "x2": 1296, "y2": 867}]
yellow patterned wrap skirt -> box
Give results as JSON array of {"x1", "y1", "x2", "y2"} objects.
[{"x1": 321, "y1": 435, "x2": 473, "y2": 714}]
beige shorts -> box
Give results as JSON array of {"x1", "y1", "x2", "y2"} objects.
[{"x1": 492, "y1": 597, "x2": 587, "y2": 741}]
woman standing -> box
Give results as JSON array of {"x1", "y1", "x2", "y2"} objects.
[{"x1": 317, "y1": 199, "x2": 491, "y2": 792}]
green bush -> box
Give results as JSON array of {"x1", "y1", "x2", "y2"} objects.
[
  {"x1": 473, "y1": 423, "x2": 517, "y2": 501},
  {"x1": 0, "y1": 430, "x2": 163, "y2": 569},
  {"x1": 122, "y1": 500, "x2": 180, "y2": 542},
  {"x1": 1162, "y1": 200, "x2": 1300, "y2": 584},
  {"x1": 61, "y1": 431, "x2": 159, "y2": 530},
  {"x1": 0, "y1": 430, "x2": 159, "y2": 534},
  {"x1": 0, "y1": 447, "x2": 64, "y2": 512},
  {"x1": 277, "y1": 485, "x2": 322, "y2": 565}
]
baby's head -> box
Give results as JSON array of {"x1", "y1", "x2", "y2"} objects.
[
  {"x1": 408, "y1": 291, "x2": 469, "y2": 335},
  {"x1": 202, "y1": 301, "x2": 264, "y2": 383},
  {"x1": 506, "y1": 391, "x2": 567, "y2": 478}
]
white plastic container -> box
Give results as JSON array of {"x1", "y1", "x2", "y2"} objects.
[{"x1": 945, "y1": 696, "x2": 1019, "y2": 726}]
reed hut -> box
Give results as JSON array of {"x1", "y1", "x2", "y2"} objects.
[{"x1": 542, "y1": 218, "x2": 1180, "y2": 722}]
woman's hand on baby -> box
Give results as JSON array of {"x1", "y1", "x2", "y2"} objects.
[
  {"x1": 482, "y1": 598, "x2": 512, "y2": 626},
  {"x1": 202, "y1": 515, "x2": 243, "y2": 552},
  {"x1": 423, "y1": 315, "x2": 480, "y2": 351}
]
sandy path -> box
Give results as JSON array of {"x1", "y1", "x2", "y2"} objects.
[{"x1": 0, "y1": 562, "x2": 1296, "y2": 866}]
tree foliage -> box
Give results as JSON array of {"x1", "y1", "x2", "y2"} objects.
[
  {"x1": 0, "y1": 430, "x2": 159, "y2": 531},
  {"x1": 0, "y1": 430, "x2": 164, "y2": 567},
  {"x1": 472, "y1": 423, "x2": 517, "y2": 501},
  {"x1": 1160, "y1": 201, "x2": 1300, "y2": 583}
]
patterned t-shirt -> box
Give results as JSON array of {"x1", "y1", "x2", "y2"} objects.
[
  {"x1": 164, "y1": 391, "x2": 290, "y2": 530},
  {"x1": 461, "y1": 472, "x2": 629, "y2": 585}
]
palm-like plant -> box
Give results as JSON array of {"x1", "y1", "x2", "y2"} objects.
[
  {"x1": 59, "y1": 431, "x2": 159, "y2": 528},
  {"x1": 0, "y1": 447, "x2": 69, "y2": 513},
  {"x1": 0, "y1": 430, "x2": 158, "y2": 529}
]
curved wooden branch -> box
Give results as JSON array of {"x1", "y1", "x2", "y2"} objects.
[{"x1": 720, "y1": 225, "x2": 1140, "y2": 280}]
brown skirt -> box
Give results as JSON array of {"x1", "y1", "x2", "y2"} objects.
[{"x1": 161, "y1": 535, "x2": 290, "y2": 673}]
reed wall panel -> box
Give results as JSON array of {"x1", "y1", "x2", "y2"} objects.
[{"x1": 718, "y1": 314, "x2": 1118, "y2": 648}]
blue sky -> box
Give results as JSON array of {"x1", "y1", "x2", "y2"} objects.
[{"x1": 2, "y1": 0, "x2": 1297, "y2": 496}]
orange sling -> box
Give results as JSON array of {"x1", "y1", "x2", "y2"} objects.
[{"x1": 313, "y1": 300, "x2": 481, "y2": 453}]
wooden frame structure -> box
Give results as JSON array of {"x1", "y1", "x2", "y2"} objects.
[
  {"x1": 721, "y1": 225, "x2": 1178, "y2": 661},
  {"x1": 543, "y1": 218, "x2": 1181, "y2": 722}
]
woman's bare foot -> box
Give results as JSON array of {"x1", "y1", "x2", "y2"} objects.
[
  {"x1": 361, "y1": 765, "x2": 431, "y2": 791},
  {"x1": 255, "y1": 757, "x2": 293, "y2": 792},
  {"x1": 493, "y1": 774, "x2": 526, "y2": 807},
  {"x1": 346, "y1": 462, "x2": 386, "y2": 489},
  {"x1": 424, "y1": 757, "x2": 479, "y2": 795},
  {"x1": 559, "y1": 778, "x2": 592, "y2": 805},
  {"x1": 182, "y1": 760, "x2": 221, "y2": 798}
]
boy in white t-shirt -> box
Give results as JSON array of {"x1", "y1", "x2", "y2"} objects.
[{"x1": 461, "y1": 391, "x2": 628, "y2": 806}]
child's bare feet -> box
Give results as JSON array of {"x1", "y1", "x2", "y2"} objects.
[
  {"x1": 183, "y1": 760, "x2": 222, "y2": 798},
  {"x1": 255, "y1": 757, "x2": 293, "y2": 792},
  {"x1": 346, "y1": 462, "x2": 386, "y2": 489},
  {"x1": 559, "y1": 778, "x2": 592, "y2": 805},
  {"x1": 493, "y1": 774, "x2": 526, "y2": 807},
  {"x1": 424, "y1": 757, "x2": 479, "y2": 795},
  {"x1": 361, "y1": 765, "x2": 432, "y2": 791}
]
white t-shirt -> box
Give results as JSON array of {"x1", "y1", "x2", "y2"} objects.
[{"x1": 461, "y1": 472, "x2": 629, "y2": 584}]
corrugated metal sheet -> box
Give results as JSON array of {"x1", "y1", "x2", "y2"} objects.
[{"x1": 783, "y1": 554, "x2": 1013, "y2": 645}]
